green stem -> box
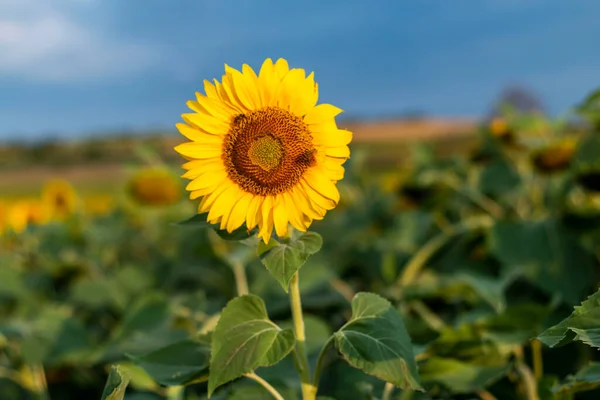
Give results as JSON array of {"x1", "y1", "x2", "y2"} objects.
[
  {"x1": 531, "y1": 340, "x2": 543, "y2": 381},
  {"x1": 382, "y1": 382, "x2": 395, "y2": 400},
  {"x1": 396, "y1": 216, "x2": 493, "y2": 290},
  {"x1": 515, "y1": 347, "x2": 539, "y2": 400},
  {"x1": 233, "y1": 261, "x2": 249, "y2": 296},
  {"x1": 166, "y1": 385, "x2": 185, "y2": 400},
  {"x1": 289, "y1": 272, "x2": 317, "y2": 400},
  {"x1": 245, "y1": 372, "x2": 285, "y2": 400},
  {"x1": 29, "y1": 364, "x2": 49, "y2": 400},
  {"x1": 312, "y1": 336, "x2": 334, "y2": 388}
]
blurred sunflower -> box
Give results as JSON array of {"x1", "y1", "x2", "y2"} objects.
[
  {"x1": 128, "y1": 168, "x2": 182, "y2": 207},
  {"x1": 489, "y1": 117, "x2": 514, "y2": 142},
  {"x1": 42, "y1": 179, "x2": 78, "y2": 220},
  {"x1": 532, "y1": 138, "x2": 577, "y2": 173},
  {"x1": 175, "y1": 58, "x2": 351, "y2": 242},
  {"x1": 0, "y1": 202, "x2": 6, "y2": 234},
  {"x1": 7, "y1": 200, "x2": 50, "y2": 233}
]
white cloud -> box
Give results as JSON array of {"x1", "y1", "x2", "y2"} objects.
[{"x1": 0, "y1": 0, "x2": 158, "y2": 82}]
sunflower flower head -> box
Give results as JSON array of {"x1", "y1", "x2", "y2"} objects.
[
  {"x1": 489, "y1": 117, "x2": 513, "y2": 140},
  {"x1": 532, "y1": 137, "x2": 578, "y2": 173},
  {"x1": 42, "y1": 179, "x2": 78, "y2": 220},
  {"x1": 7, "y1": 199, "x2": 50, "y2": 233},
  {"x1": 128, "y1": 168, "x2": 182, "y2": 207},
  {"x1": 175, "y1": 58, "x2": 351, "y2": 243},
  {"x1": 0, "y1": 202, "x2": 6, "y2": 235}
]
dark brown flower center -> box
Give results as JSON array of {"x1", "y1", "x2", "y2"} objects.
[{"x1": 223, "y1": 107, "x2": 316, "y2": 196}]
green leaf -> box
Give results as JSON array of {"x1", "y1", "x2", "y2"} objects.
[
  {"x1": 173, "y1": 213, "x2": 212, "y2": 228},
  {"x1": 538, "y1": 288, "x2": 600, "y2": 348},
  {"x1": 257, "y1": 232, "x2": 323, "y2": 291},
  {"x1": 478, "y1": 160, "x2": 521, "y2": 197},
  {"x1": 488, "y1": 219, "x2": 595, "y2": 304},
  {"x1": 101, "y1": 366, "x2": 130, "y2": 400},
  {"x1": 419, "y1": 357, "x2": 509, "y2": 393},
  {"x1": 129, "y1": 335, "x2": 211, "y2": 386},
  {"x1": 216, "y1": 225, "x2": 255, "y2": 241},
  {"x1": 552, "y1": 362, "x2": 600, "y2": 396},
  {"x1": 208, "y1": 295, "x2": 295, "y2": 397},
  {"x1": 333, "y1": 292, "x2": 422, "y2": 391},
  {"x1": 116, "y1": 363, "x2": 159, "y2": 392},
  {"x1": 174, "y1": 213, "x2": 255, "y2": 241}
]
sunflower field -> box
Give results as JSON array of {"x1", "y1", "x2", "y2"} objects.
[{"x1": 1, "y1": 67, "x2": 600, "y2": 400}]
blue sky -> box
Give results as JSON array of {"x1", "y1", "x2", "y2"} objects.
[{"x1": 1, "y1": 0, "x2": 599, "y2": 140}]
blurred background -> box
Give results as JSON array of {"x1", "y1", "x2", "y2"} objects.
[{"x1": 2, "y1": 1, "x2": 600, "y2": 400}]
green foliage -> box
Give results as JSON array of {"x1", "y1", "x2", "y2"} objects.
[
  {"x1": 101, "y1": 366, "x2": 130, "y2": 400},
  {"x1": 538, "y1": 288, "x2": 600, "y2": 349},
  {"x1": 208, "y1": 295, "x2": 295, "y2": 396},
  {"x1": 334, "y1": 292, "x2": 422, "y2": 391},
  {"x1": 2, "y1": 91, "x2": 600, "y2": 399},
  {"x1": 552, "y1": 362, "x2": 600, "y2": 397},
  {"x1": 257, "y1": 232, "x2": 323, "y2": 291},
  {"x1": 419, "y1": 357, "x2": 509, "y2": 393},
  {"x1": 129, "y1": 335, "x2": 211, "y2": 386}
]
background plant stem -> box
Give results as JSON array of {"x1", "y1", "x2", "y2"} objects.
[
  {"x1": 233, "y1": 261, "x2": 249, "y2": 296},
  {"x1": 289, "y1": 272, "x2": 317, "y2": 400},
  {"x1": 245, "y1": 372, "x2": 285, "y2": 400}
]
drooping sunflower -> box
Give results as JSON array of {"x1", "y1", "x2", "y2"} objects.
[
  {"x1": 175, "y1": 58, "x2": 351, "y2": 242},
  {"x1": 42, "y1": 179, "x2": 78, "y2": 220},
  {"x1": 531, "y1": 137, "x2": 578, "y2": 174}
]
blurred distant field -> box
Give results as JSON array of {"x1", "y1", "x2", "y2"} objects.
[{"x1": 0, "y1": 117, "x2": 477, "y2": 197}]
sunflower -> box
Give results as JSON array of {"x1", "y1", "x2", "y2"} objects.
[
  {"x1": 7, "y1": 199, "x2": 50, "y2": 233},
  {"x1": 0, "y1": 201, "x2": 6, "y2": 234},
  {"x1": 128, "y1": 168, "x2": 182, "y2": 207},
  {"x1": 531, "y1": 137, "x2": 577, "y2": 173},
  {"x1": 175, "y1": 58, "x2": 351, "y2": 242},
  {"x1": 42, "y1": 179, "x2": 78, "y2": 219}
]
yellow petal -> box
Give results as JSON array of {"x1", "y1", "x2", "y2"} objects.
[
  {"x1": 312, "y1": 127, "x2": 352, "y2": 147},
  {"x1": 185, "y1": 169, "x2": 227, "y2": 191},
  {"x1": 258, "y1": 196, "x2": 274, "y2": 243},
  {"x1": 226, "y1": 192, "x2": 253, "y2": 233},
  {"x1": 259, "y1": 58, "x2": 276, "y2": 106},
  {"x1": 277, "y1": 68, "x2": 305, "y2": 112},
  {"x1": 182, "y1": 158, "x2": 222, "y2": 171},
  {"x1": 274, "y1": 58, "x2": 290, "y2": 79},
  {"x1": 284, "y1": 192, "x2": 309, "y2": 231},
  {"x1": 181, "y1": 160, "x2": 224, "y2": 179},
  {"x1": 204, "y1": 79, "x2": 219, "y2": 99},
  {"x1": 207, "y1": 184, "x2": 243, "y2": 222},
  {"x1": 221, "y1": 72, "x2": 248, "y2": 112},
  {"x1": 246, "y1": 195, "x2": 263, "y2": 230},
  {"x1": 229, "y1": 67, "x2": 256, "y2": 110},
  {"x1": 303, "y1": 169, "x2": 340, "y2": 203},
  {"x1": 304, "y1": 104, "x2": 343, "y2": 125},
  {"x1": 326, "y1": 145, "x2": 350, "y2": 159},
  {"x1": 273, "y1": 194, "x2": 289, "y2": 238},
  {"x1": 177, "y1": 123, "x2": 224, "y2": 144},
  {"x1": 292, "y1": 186, "x2": 325, "y2": 220},
  {"x1": 195, "y1": 93, "x2": 237, "y2": 123},
  {"x1": 199, "y1": 183, "x2": 231, "y2": 213},
  {"x1": 182, "y1": 113, "x2": 229, "y2": 135},
  {"x1": 175, "y1": 142, "x2": 222, "y2": 159},
  {"x1": 242, "y1": 64, "x2": 262, "y2": 108},
  {"x1": 190, "y1": 186, "x2": 215, "y2": 199}
]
